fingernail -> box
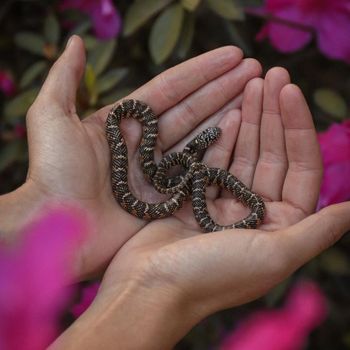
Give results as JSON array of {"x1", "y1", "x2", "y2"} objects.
[{"x1": 66, "y1": 36, "x2": 74, "y2": 49}]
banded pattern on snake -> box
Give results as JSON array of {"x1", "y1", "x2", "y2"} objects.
[{"x1": 106, "y1": 99, "x2": 265, "y2": 232}]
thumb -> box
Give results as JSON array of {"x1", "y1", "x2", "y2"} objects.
[
  {"x1": 30, "y1": 35, "x2": 86, "y2": 118},
  {"x1": 280, "y1": 202, "x2": 350, "y2": 269}
]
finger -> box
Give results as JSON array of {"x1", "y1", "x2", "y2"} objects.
[
  {"x1": 93, "y1": 46, "x2": 243, "y2": 122},
  {"x1": 252, "y1": 67, "x2": 290, "y2": 201},
  {"x1": 31, "y1": 35, "x2": 86, "y2": 117},
  {"x1": 225, "y1": 78, "x2": 264, "y2": 194},
  {"x1": 280, "y1": 84, "x2": 323, "y2": 216},
  {"x1": 278, "y1": 202, "x2": 350, "y2": 272},
  {"x1": 161, "y1": 58, "x2": 261, "y2": 152},
  {"x1": 166, "y1": 95, "x2": 243, "y2": 153},
  {"x1": 202, "y1": 109, "x2": 241, "y2": 200},
  {"x1": 158, "y1": 58, "x2": 262, "y2": 150}
]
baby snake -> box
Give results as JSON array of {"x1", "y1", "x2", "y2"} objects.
[{"x1": 106, "y1": 99, "x2": 265, "y2": 232}]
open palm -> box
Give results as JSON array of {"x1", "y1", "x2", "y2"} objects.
[
  {"x1": 172, "y1": 67, "x2": 322, "y2": 232},
  {"x1": 97, "y1": 67, "x2": 328, "y2": 321},
  {"x1": 25, "y1": 36, "x2": 262, "y2": 278}
]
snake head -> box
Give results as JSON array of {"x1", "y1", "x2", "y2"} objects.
[{"x1": 185, "y1": 127, "x2": 222, "y2": 154}]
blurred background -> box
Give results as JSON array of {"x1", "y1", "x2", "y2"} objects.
[{"x1": 0, "y1": 0, "x2": 349, "y2": 349}]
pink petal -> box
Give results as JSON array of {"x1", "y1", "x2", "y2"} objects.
[
  {"x1": 316, "y1": 10, "x2": 350, "y2": 63},
  {"x1": 60, "y1": 0, "x2": 122, "y2": 39},
  {"x1": 266, "y1": 0, "x2": 296, "y2": 11},
  {"x1": 89, "y1": 1, "x2": 122, "y2": 39},
  {"x1": 255, "y1": 5, "x2": 313, "y2": 53},
  {"x1": 318, "y1": 162, "x2": 350, "y2": 208},
  {"x1": 0, "y1": 207, "x2": 87, "y2": 350},
  {"x1": 101, "y1": 0, "x2": 114, "y2": 15},
  {"x1": 14, "y1": 124, "x2": 26, "y2": 139},
  {"x1": 221, "y1": 311, "x2": 302, "y2": 350},
  {"x1": 317, "y1": 120, "x2": 350, "y2": 209},
  {"x1": 262, "y1": 22, "x2": 312, "y2": 52},
  {"x1": 318, "y1": 121, "x2": 350, "y2": 166},
  {"x1": 0, "y1": 71, "x2": 16, "y2": 97},
  {"x1": 254, "y1": 0, "x2": 350, "y2": 62},
  {"x1": 59, "y1": 0, "x2": 82, "y2": 11},
  {"x1": 220, "y1": 281, "x2": 327, "y2": 350},
  {"x1": 285, "y1": 281, "x2": 327, "y2": 330}
]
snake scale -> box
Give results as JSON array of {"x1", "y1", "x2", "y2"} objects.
[{"x1": 106, "y1": 99, "x2": 265, "y2": 232}]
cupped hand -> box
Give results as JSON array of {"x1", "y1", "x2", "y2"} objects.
[
  {"x1": 96, "y1": 68, "x2": 350, "y2": 333},
  {"x1": 22, "y1": 35, "x2": 262, "y2": 278},
  {"x1": 70, "y1": 68, "x2": 350, "y2": 350}
]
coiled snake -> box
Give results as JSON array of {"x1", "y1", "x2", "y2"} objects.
[{"x1": 106, "y1": 99, "x2": 265, "y2": 232}]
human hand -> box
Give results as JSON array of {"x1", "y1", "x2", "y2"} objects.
[
  {"x1": 1, "y1": 35, "x2": 262, "y2": 278},
  {"x1": 98, "y1": 66, "x2": 327, "y2": 301},
  {"x1": 53, "y1": 69, "x2": 350, "y2": 350}
]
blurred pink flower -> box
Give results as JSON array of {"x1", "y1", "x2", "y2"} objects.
[
  {"x1": 60, "y1": 0, "x2": 122, "y2": 39},
  {"x1": 0, "y1": 70, "x2": 16, "y2": 97},
  {"x1": 256, "y1": 0, "x2": 350, "y2": 63},
  {"x1": 317, "y1": 120, "x2": 350, "y2": 209},
  {"x1": 0, "y1": 208, "x2": 86, "y2": 350},
  {"x1": 71, "y1": 281, "x2": 100, "y2": 318},
  {"x1": 14, "y1": 124, "x2": 26, "y2": 139},
  {"x1": 220, "y1": 281, "x2": 327, "y2": 350}
]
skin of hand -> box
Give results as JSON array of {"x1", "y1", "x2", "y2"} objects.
[
  {"x1": 51, "y1": 66, "x2": 350, "y2": 350},
  {"x1": 0, "y1": 35, "x2": 262, "y2": 279}
]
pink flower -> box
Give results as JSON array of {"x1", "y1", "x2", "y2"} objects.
[
  {"x1": 0, "y1": 207, "x2": 86, "y2": 350},
  {"x1": 0, "y1": 70, "x2": 16, "y2": 97},
  {"x1": 60, "y1": 0, "x2": 122, "y2": 39},
  {"x1": 317, "y1": 120, "x2": 350, "y2": 209},
  {"x1": 220, "y1": 281, "x2": 327, "y2": 350},
  {"x1": 256, "y1": 0, "x2": 350, "y2": 63},
  {"x1": 14, "y1": 124, "x2": 26, "y2": 139},
  {"x1": 71, "y1": 281, "x2": 100, "y2": 318}
]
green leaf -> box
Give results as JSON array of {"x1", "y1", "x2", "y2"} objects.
[
  {"x1": 124, "y1": 0, "x2": 173, "y2": 36},
  {"x1": 85, "y1": 64, "x2": 96, "y2": 91},
  {"x1": 19, "y1": 61, "x2": 48, "y2": 89},
  {"x1": 70, "y1": 19, "x2": 92, "y2": 36},
  {"x1": 149, "y1": 4, "x2": 184, "y2": 64},
  {"x1": 206, "y1": 0, "x2": 245, "y2": 20},
  {"x1": 44, "y1": 14, "x2": 60, "y2": 44},
  {"x1": 96, "y1": 68, "x2": 129, "y2": 95},
  {"x1": 176, "y1": 13, "x2": 195, "y2": 59},
  {"x1": 14, "y1": 32, "x2": 46, "y2": 56},
  {"x1": 0, "y1": 140, "x2": 24, "y2": 172},
  {"x1": 4, "y1": 88, "x2": 39, "y2": 120},
  {"x1": 82, "y1": 35, "x2": 99, "y2": 50},
  {"x1": 181, "y1": 0, "x2": 201, "y2": 11},
  {"x1": 84, "y1": 64, "x2": 97, "y2": 106},
  {"x1": 87, "y1": 39, "x2": 116, "y2": 76},
  {"x1": 313, "y1": 88, "x2": 348, "y2": 120},
  {"x1": 224, "y1": 20, "x2": 252, "y2": 55},
  {"x1": 100, "y1": 88, "x2": 135, "y2": 105}
]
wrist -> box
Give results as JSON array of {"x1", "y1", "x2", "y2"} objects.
[
  {"x1": 50, "y1": 276, "x2": 199, "y2": 350},
  {"x1": 0, "y1": 180, "x2": 46, "y2": 242}
]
